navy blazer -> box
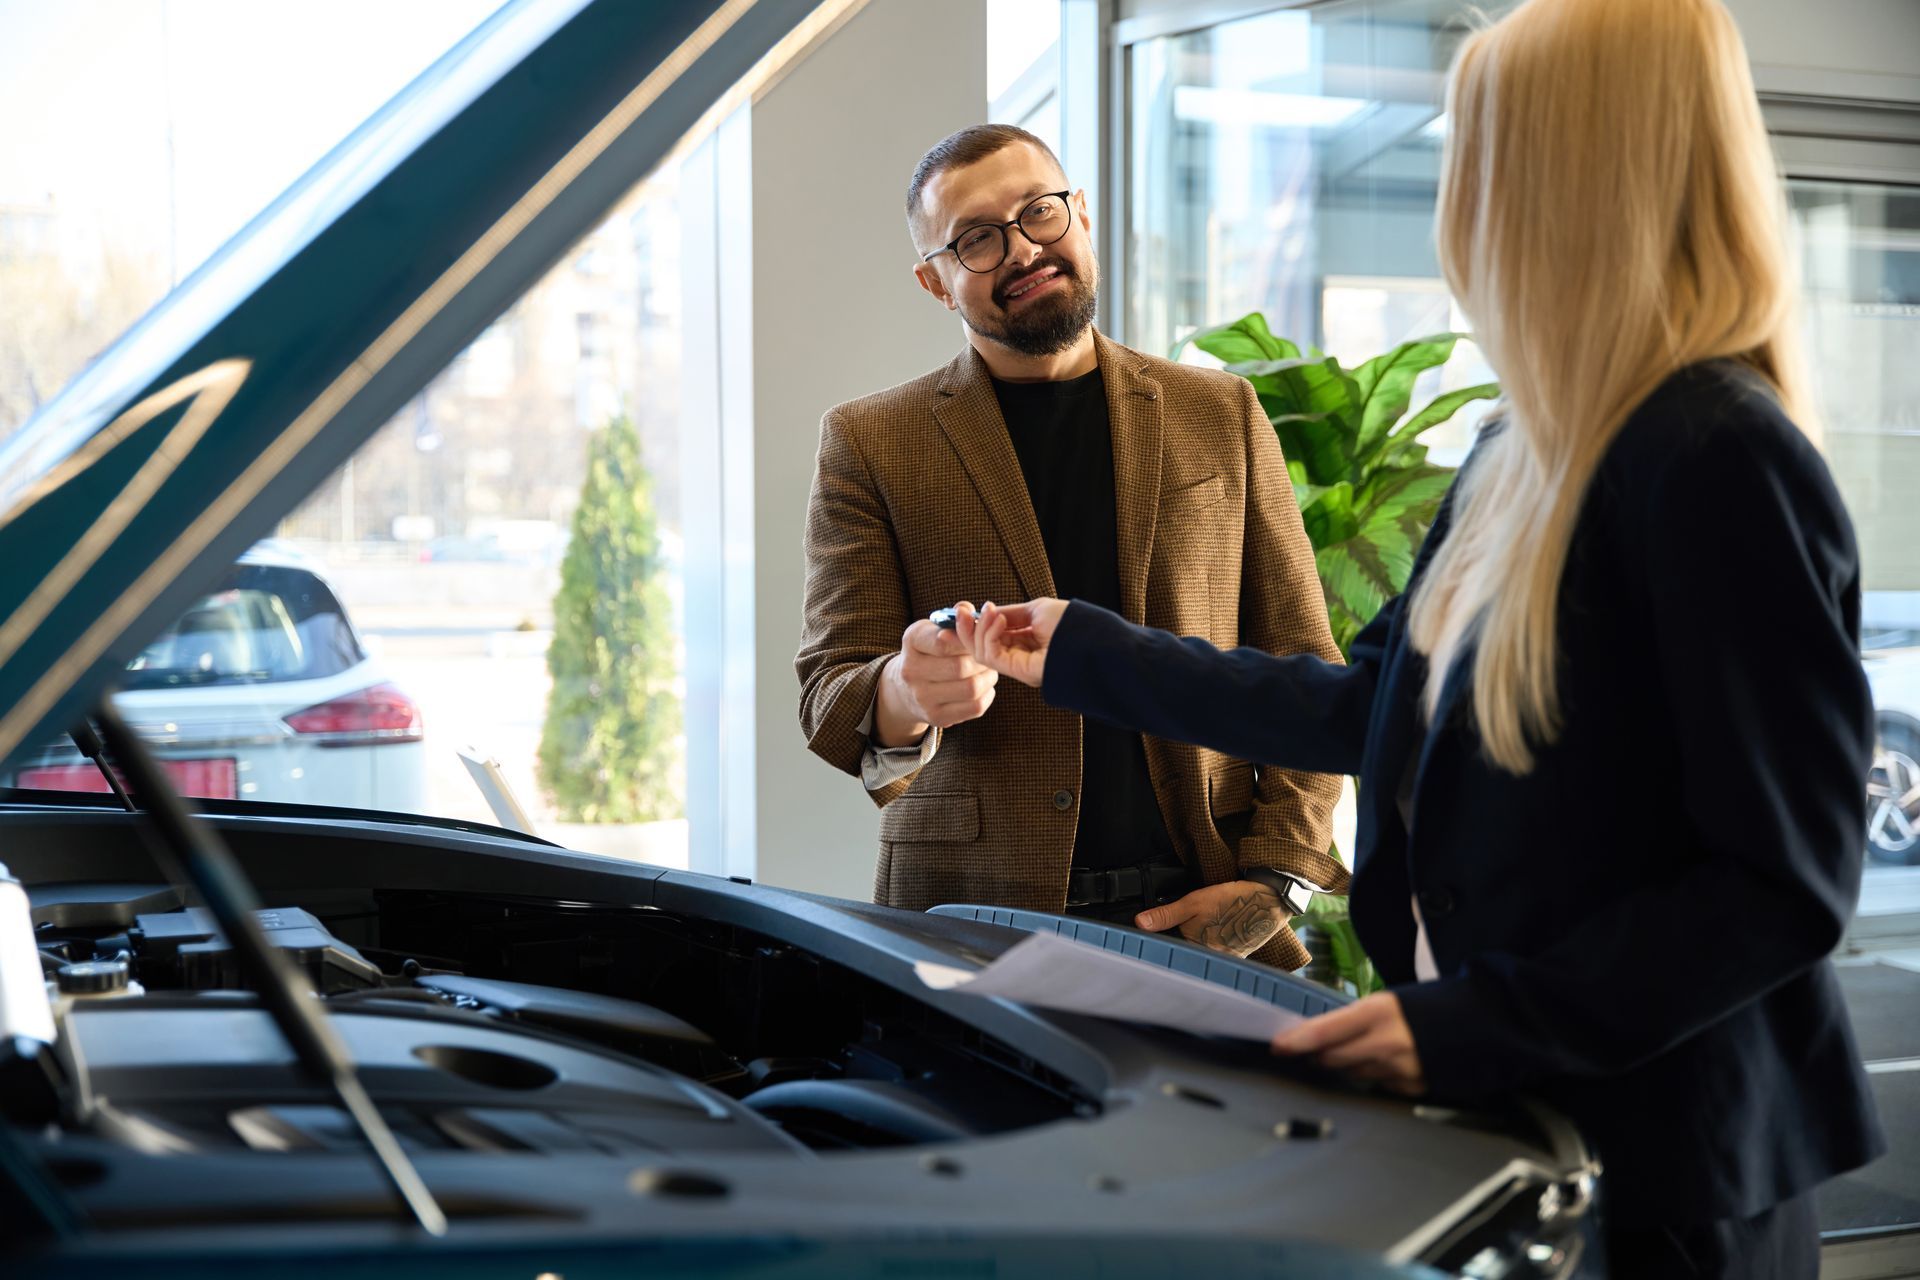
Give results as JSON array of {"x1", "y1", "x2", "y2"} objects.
[{"x1": 1043, "y1": 362, "x2": 1885, "y2": 1226}]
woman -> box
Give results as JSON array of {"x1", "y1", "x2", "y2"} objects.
[{"x1": 956, "y1": 0, "x2": 1883, "y2": 1274}]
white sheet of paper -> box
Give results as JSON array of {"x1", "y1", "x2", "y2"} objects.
[{"x1": 914, "y1": 931, "x2": 1306, "y2": 1042}]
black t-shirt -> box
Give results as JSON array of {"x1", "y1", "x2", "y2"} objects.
[{"x1": 991, "y1": 369, "x2": 1178, "y2": 872}]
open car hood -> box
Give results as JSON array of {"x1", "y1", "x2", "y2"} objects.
[{"x1": 0, "y1": 0, "x2": 825, "y2": 771}]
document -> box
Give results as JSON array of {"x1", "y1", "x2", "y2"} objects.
[{"x1": 914, "y1": 931, "x2": 1306, "y2": 1042}]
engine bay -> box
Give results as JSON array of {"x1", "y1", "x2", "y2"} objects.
[
  {"x1": 20, "y1": 883, "x2": 1093, "y2": 1166},
  {"x1": 0, "y1": 811, "x2": 1598, "y2": 1277}
]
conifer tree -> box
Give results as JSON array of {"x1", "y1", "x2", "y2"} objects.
[{"x1": 537, "y1": 413, "x2": 681, "y2": 822}]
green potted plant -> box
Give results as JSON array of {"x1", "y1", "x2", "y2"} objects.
[{"x1": 1176, "y1": 313, "x2": 1499, "y2": 994}]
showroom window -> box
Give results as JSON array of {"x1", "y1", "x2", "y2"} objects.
[
  {"x1": 1796, "y1": 181, "x2": 1920, "y2": 621},
  {"x1": 1124, "y1": 0, "x2": 1496, "y2": 464},
  {"x1": 0, "y1": 0, "x2": 699, "y2": 864},
  {"x1": 265, "y1": 165, "x2": 693, "y2": 863},
  {"x1": 0, "y1": 0, "x2": 501, "y2": 438},
  {"x1": 1792, "y1": 179, "x2": 1920, "y2": 893},
  {"x1": 1121, "y1": 0, "x2": 1920, "y2": 901},
  {"x1": 989, "y1": 0, "x2": 1064, "y2": 158}
]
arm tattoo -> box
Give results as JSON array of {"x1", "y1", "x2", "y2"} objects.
[{"x1": 1190, "y1": 886, "x2": 1284, "y2": 955}]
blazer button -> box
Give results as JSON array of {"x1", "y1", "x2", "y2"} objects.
[
  {"x1": 1052, "y1": 789, "x2": 1074, "y2": 812},
  {"x1": 1418, "y1": 887, "x2": 1456, "y2": 919}
]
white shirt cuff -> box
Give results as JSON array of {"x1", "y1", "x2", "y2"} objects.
[{"x1": 857, "y1": 699, "x2": 939, "y2": 790}]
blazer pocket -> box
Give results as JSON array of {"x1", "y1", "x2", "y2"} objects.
[
  {"x1": 1164, "y1": 474, "x2": 1224, "y2": 511},
  {"x1": 879, "y1": 791, "x2": 981, "y2": 843}
]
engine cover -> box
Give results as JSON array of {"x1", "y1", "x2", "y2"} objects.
[{"x1": 64, "y1": 1000, "x2": 803, "y2": 1158}]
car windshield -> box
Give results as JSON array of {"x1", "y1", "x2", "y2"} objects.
[{"x1": 122, "y1": 563, "x2": 365, "y2": 691}]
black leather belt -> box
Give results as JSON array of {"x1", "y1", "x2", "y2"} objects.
[{"x1": 1064, "y1": 860, "x2": 1192, "y2": 907}]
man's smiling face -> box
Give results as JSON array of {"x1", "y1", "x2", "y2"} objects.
[{"x1": 913, "y1": 141, "x2": 1099, "y2": 359}]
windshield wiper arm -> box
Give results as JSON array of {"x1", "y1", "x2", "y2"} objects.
[{"x1": 90, "y1": 699, "x2": 447, "y2": 1236}]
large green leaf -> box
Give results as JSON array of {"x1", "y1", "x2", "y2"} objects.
[
  {"x1": 1351, "y1": 333, "x2": 1462, "y2": 405},
  {"x1": 1325, "y1": 601, "x2": 1364, "y2": 658},
  {"x1": 1316, "y1": 541, "x2": 1391, "y2": 630},
  {"x1": 1350, "y1": 334, "x2": 1462, "y2": 466},
  {"x1": 1239, "y1": 354, "x2": 1358, "y2": 435},
  {"x1": 1178, "y1": 313, "x2": 1299, "y2": 366},
  {"x1": 1366, "y1": 524, "x2": 1418, "y2": 597},
  {"x1": 1305, "y1": 893, "x2": 1383, "y2": 995},
  {"x1": 1269, "y1": 411, "x2": 1352, "y2": 488},
  {"x1": 1250, "y1": 379, "x2": 1310, "y2": 422},
  {"x1": 1353, "y1": 466, "x2": 1455, "y2": 596},
  {"x1": 1250, "y1": 357, "x2": 1362, "y2": 486},
  {"x1": 1229, "y1": 355, "x2": 1349, "y2": 380},
  {"x1": 1396, "y1": 381, "x2": 1501, "y2": 442},
  {"x1": 1378, "y1": 439, "x2": 1431, "y2": 473},
  {"x1": 1298, "y1": 481, "x2": 1358, "y2": 549},
  {"x1": 1357, "y1": 464, "x2": 1455, "y2": 524}
]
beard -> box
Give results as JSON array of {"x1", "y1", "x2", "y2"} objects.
[{"x1": 962, "y1": 255, "x2": 1099, "y2": 358}]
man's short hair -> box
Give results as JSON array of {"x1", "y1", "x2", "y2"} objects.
[{"x1": 906, "y1": 124, "x2": 1065, "y2": 247}]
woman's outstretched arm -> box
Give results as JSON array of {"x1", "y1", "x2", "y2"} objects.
[{"x1": 964, "y1": 594, "x2": 1395, "y2": 777}]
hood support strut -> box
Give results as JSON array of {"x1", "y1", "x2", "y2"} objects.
[{"x1": 91, "y1": 698, "x2": 448, "y2": 1237}]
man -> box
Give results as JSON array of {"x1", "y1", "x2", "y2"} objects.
[{"x1": 796, "y1": 124, "x2": 1346, "y2": 969}]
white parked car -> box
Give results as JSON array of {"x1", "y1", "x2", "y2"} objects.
[
  {"x1": 4, "y1": 546, "x2": 426, "y2": 812},
  {"x1": 1864, "y1": 643, "x2": 1920, "y2": 865}
]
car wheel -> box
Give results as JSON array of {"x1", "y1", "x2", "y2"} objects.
[{"x1": 1867, "y1": 721, "x2": 1920, "y2": 866}]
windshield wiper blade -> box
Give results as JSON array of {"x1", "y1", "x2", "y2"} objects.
[{"x1": 90, "y1": 700, "x2": 447, "y2": 1237}]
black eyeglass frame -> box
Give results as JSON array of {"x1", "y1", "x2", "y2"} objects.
[{"x1": 920, "y1": 189, "x2": 1076, "y2": 274}]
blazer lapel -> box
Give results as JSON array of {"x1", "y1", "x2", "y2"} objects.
[
  {"x1": 1368, "y1": 475, "x2": 1475, "y2": 851},
  {"x1": 1096, "y1": 331, "x2": 1163, "y2": 625},
  {"x1": 931, "y1": 346, "x2": 1055, "y2": 601},
  {"x1": 1411, "y1": 642, "x2": 1474, "y2": 791}
]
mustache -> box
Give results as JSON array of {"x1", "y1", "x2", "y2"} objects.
[{"x1": 992, "y1": 257, "x2": 1076, "y2": 308}]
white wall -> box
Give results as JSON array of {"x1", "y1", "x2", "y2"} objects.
[{"x1": 724, "y1": 0, "x2": 989, "y2": 899}]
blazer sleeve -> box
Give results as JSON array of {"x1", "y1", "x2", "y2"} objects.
[
  {"x1": 1230, "y1": 376, "x2": 1351, "y2": 887},
  {"x1": 1043, "y1": 597, "x2": 1389, "y2": 779},
  {"x1": 1395, "y1": 403, "x2": 1874, "y2": 1100},
  {"x1": 795, "y1": 408, "x2": 918, "y2": 804}
]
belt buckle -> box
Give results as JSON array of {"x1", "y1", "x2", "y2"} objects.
[{"x1": 1066, "y1": 867, "x2": 1125, "y2": 906}]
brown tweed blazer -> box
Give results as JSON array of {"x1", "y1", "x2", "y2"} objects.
[{"x1": 796, "y1": 330, "x2": 1348, "y2": 970}]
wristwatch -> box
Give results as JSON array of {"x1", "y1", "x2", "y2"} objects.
[{"x1": 1239, "y1": 866, "x2": 1325, "y2": 916}]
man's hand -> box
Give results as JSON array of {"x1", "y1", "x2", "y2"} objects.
[
  {"x1": 1134, "y1": 880, "x2": 1289, "y2": 957},
  {"x1": 1271, "y1": 992, "x2": 1426, "y2": 1096},
  {"x1": 957, "y1": 598, "x2": 1068, "y2": 689},
  {"x1": 872, "y1": 603, "x2": 999, "y2": 746}
]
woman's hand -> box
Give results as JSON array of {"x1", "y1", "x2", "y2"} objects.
[
  {"x1": 955, "y1": 598, "x2": 1067, "y2": 689},
  {"x1": 1271, "y1": 992, "x2": 1426, "y2": 1096}
]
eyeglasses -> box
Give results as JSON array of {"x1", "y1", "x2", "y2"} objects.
[{"x1": 922, "y1": 190, "x2": 1074, "y2": 274}]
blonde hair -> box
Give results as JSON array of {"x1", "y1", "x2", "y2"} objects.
[{"x1": 1409, "y1": 0, "x2": 1815, "y2": 773}]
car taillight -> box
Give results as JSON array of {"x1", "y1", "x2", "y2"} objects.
[{"x1": 283, "y1": 684, "x2": 423, "y2": 744}]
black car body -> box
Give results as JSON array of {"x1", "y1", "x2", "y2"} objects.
[{"x1": 0, "y1": 1, "x2": 1595, "y2": 1275}]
